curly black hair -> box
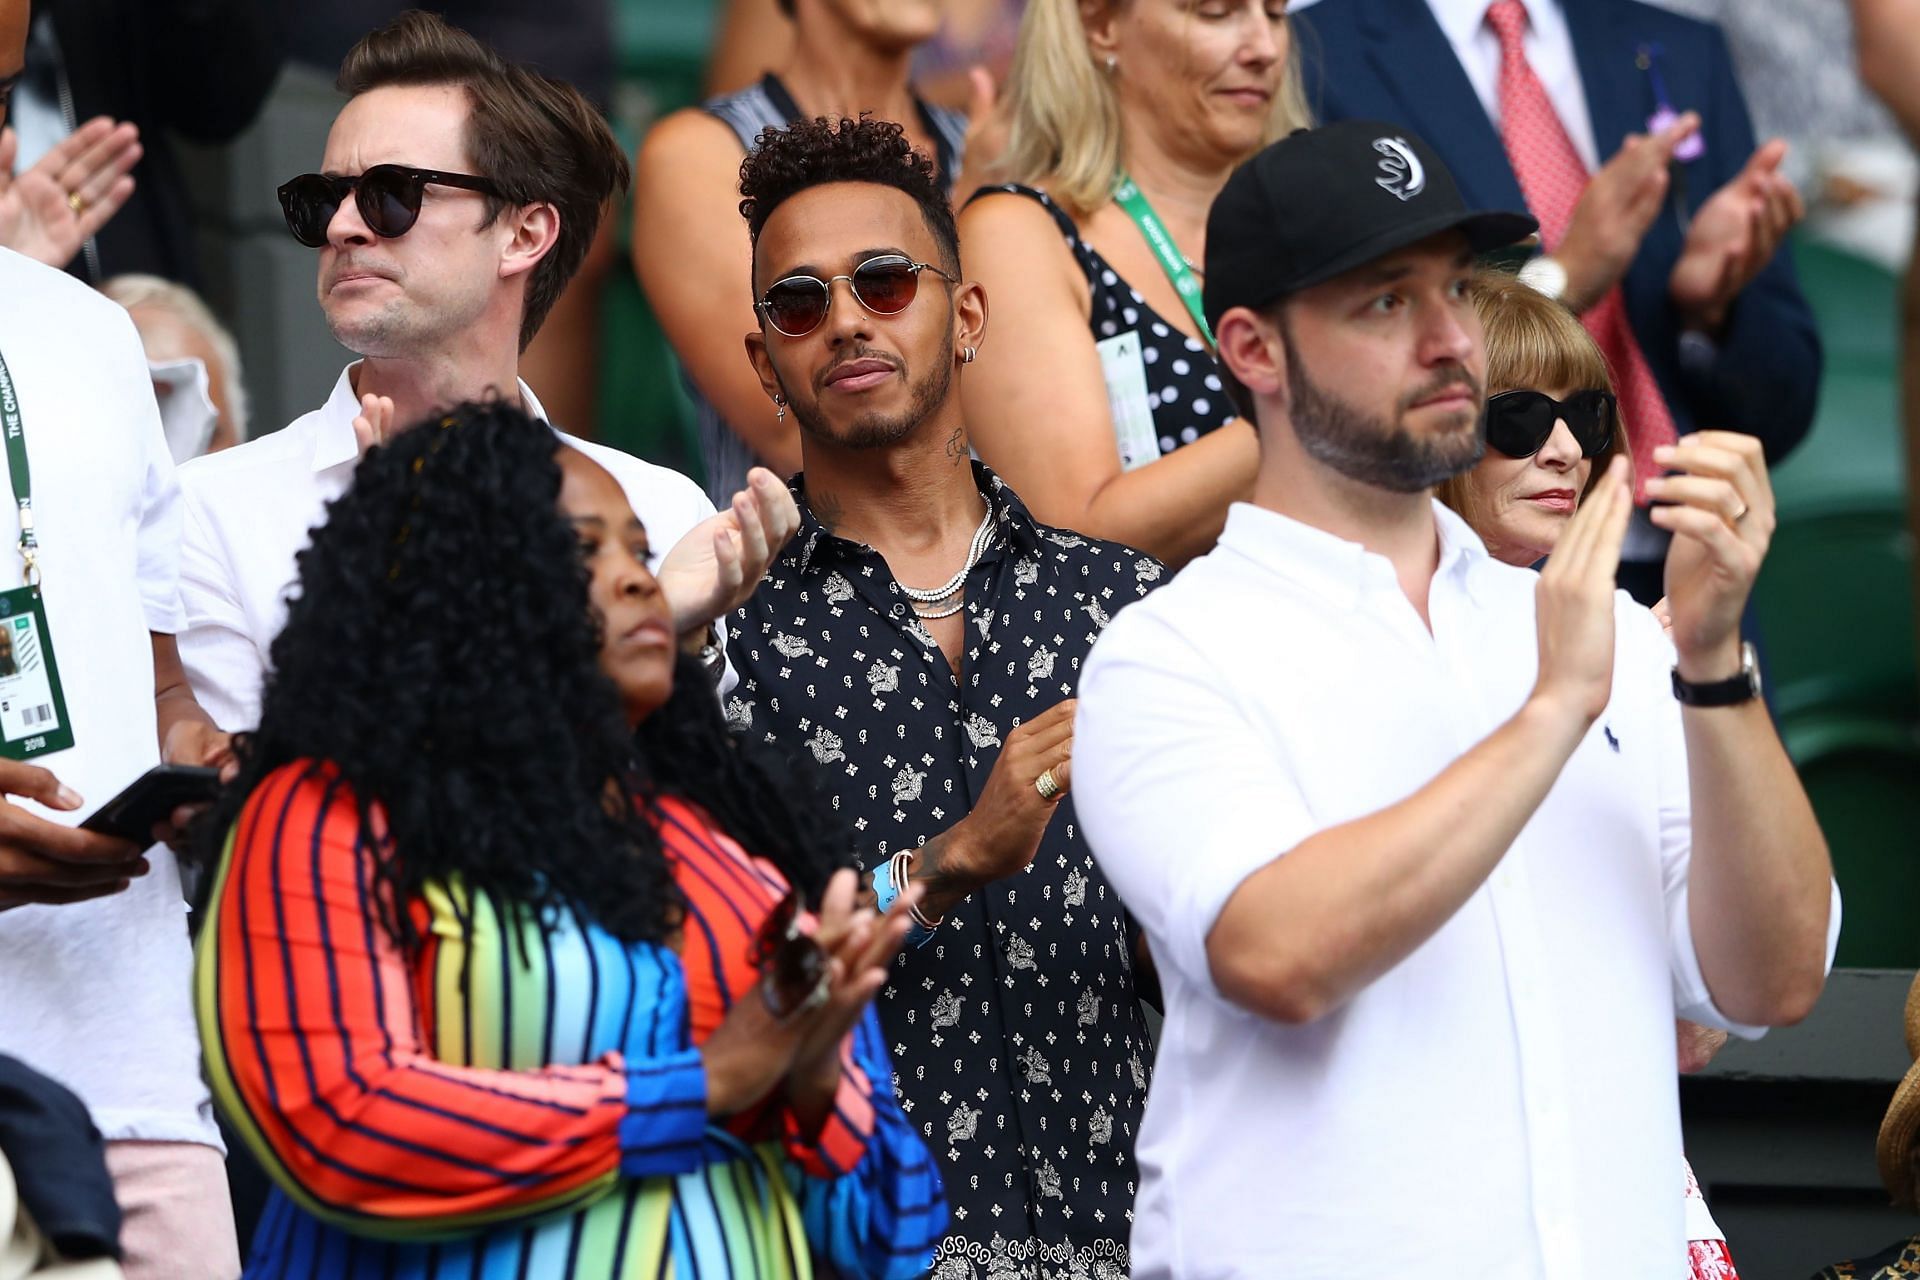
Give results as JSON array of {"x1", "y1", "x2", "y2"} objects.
[
  {"x1": 738, "y1": 115, "x2": 961, "y2": 275},
  {"x1": 196, "y1": 399, "x2": 849, "y2": 949}
]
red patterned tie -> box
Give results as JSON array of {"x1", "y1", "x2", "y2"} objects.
[{"x1": 1486, "y1": 0, "x2": 1678, "y2": 498}]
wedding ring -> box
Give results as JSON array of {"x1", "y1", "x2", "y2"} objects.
[
  {"x1": 1034, "y1": 767, "x2": 1061, "y2": 802},
  {"x1": 66, "y1": 191, "x2": 86, "y2": 215}
]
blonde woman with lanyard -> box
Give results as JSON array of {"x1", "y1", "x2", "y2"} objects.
[{"x1": 957, "y1": 0, "x2": 1307, "y2": 567}]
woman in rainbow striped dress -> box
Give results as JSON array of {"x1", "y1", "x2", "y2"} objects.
[{"x1": 193, "y1": 401, "x2": 945, "y2": 1278}]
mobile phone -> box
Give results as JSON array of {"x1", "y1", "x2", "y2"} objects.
[{"x1": 77, "y1": 764, "x2": 223, "y2": 843}]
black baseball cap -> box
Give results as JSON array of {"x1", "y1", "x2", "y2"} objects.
[{"x1": 1202, "y1": 121, "x2": 1537, "y2": 329}]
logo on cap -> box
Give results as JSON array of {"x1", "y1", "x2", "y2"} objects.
[{"x1": 1373, "y1": 137, "x2": 1426, "y2": 202}]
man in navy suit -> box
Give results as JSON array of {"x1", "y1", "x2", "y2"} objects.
[{"x1": 1294, "y1": 0, "x2": 1820, "y2": 600}]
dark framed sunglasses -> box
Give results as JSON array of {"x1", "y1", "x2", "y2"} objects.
[
  {"x1": 1484, "y1": 389, "x2": 1617, "y2": 460},
  {"x1": 757, "y1": 254, "x2": 956, "y2": 338},
  {"x1": 748, "y1": 889, "x2": 831, "y2": 1020},
  {"x1": 276, "y1": 164, "x2": 503, "y2": 248}
]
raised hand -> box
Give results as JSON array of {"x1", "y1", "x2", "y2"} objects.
[
  {"x1": 1531, "y1": 456, "x2": 1632, "y2": 724},
  {"x1": 1644, "y1": 430, "x2": 1775, "y2": 679},
  {"x1": 350, "y1": 393, "x2": 397, "y2": 457},
  {"x1": 785, "y1": 868, "x2": 915, "y2": 1110},
  {"x1": 1555, "y1": 113, "x2": 1699, "y2": 311},
  {"x1": 0, "y1": 760, "x2": 148, "y2": 912},
  {"x1": 655, "y1": 467, "x2": 799, "y2": 633},
  {"x1": 1669, "y1": 140, "x2": 1805, "y2": 335},
  {"x1": 0, "y1": 119, "x2": 140, "y2": 268}
]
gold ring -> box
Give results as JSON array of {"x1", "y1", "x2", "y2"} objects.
[
  {"x1": 1733, "y1": 503, "x2": 1750, "y2": 523},
  {"x1": 66, "y1": 191, "x2": 86, "y2": 215},
  {"x1": 1035, "y1": 767, "x2": 1061, "y2": 802}
]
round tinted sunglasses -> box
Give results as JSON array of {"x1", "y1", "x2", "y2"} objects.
[
  {"x1": 1484, "y1": 389, "x2": 1617, "y2": 460},
  {"x1": 277, "y1": 164, "x2": 503, "y2": 249},
  {"x1": 748, "y1": 889, "x2": 831, "y2": 1021},
  {"x1": 757, "y1": 255, "x2": 956, "y2": 338}
]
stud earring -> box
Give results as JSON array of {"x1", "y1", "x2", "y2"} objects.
[
  {"x1": 1104, "y1": 54, "x2": 1118, "y2": 74},
  {"x1": 774, "y1": 394, "x2": 787, "y2": 422},
  {"x1": 962, "y1": 346, "x2": 977, "y2": 364}
]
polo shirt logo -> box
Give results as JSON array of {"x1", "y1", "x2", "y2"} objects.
[{"x1": 1373, "y1": 137, "x2": 1426, "y2": 201}]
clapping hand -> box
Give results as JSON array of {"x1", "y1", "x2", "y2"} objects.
[
  {"x1": 1643, "y1": 431, "x2": 1774, "y2": 680},
  {"x1": 784, "y1": 868, "x2": 916, "y2": 1110},
  {"x1": 656, "y1": 468, "x2": 799, "y2": 634},
  {"x1": 351, "y1": 393, "x2": 397, "y2": 457},
  {"x1": 1669, "y1": 140, "x2": 1805, "y2": 335},
  {"x1": 1555, "y1": 114, "x2": 1698, "y2": 311},
  {"x1": 1531, "y1": 456, "x2": 1633, "y2": 725},
  {"x1": 0, "y1": 119, "x2": 139, "y2": 269}
]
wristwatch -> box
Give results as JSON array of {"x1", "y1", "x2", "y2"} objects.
[
  {"x1": 1671, "y1": 641, "x2": 1762, "y2": 707},
  {"x1": 1518, "y1": 254, "x2": 1569, "y2": 302}
]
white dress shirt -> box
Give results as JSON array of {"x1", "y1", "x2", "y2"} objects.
[
  {"x1": 1429, "y1": 0, "x2": 1603, "y2": 169},
  {"x1": 1073, "y1": 501, "x2": 1839, "y2": 1280},
  {"x1": 0, "y1": 249, "x2": 218, "y2": 1149},
  {"x1": 1289, "y1": 0, "x2": 1604, "y2": 170},
  {"x1": 177, "y1": 365, "x2": 718, "y2": 731}
]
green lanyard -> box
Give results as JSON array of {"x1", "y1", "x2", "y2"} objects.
[
  {"x1": 0, "y1": 349, "x2": 35, "y2": 588},
  {"x1": 1111, "y1": 171, "x2": 1214, "y2": 349}
]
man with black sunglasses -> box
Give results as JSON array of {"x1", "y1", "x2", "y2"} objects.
[
  {"x1": 724, "y1": 115, "x2": 1160, "y2": 1278},
  {"x1": 175, "y1": 11, "x2": 799, "y2": 738},
  {"x1": 1073, "y1": 122, "x2": 1838, "y2": 1278}
]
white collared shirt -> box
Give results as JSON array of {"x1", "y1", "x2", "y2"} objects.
[
  {"x1": 1073, "y1": 500, "x2": 1838, "y2": 1280},
  {"x1": 177, "y1": 364, "x2": 718, "y2": 732},
  {"x1": 1428, "y1": 0, "x2": 1603, "y2": 170}
]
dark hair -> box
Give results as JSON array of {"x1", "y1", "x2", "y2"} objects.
[
  {"x1": 337, "y1": 10, "x2": 632, "y2": 351},
  {"x1": 738, "y1": 115, "x2": 961, "y2": 275},
  {"x1": 196, "y1": 400, "x2": 848, "y2": 950}
]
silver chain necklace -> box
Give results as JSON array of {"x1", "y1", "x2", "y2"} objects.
[{"x1": 898, "y1": 506, "x2": 994, "y2": 610}]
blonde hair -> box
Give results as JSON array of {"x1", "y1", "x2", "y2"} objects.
[
  {"x1": 1437, "y1": 268, "x2": 1629, "y2": 520},
  {"x1": 994, "y1": 0, "x2": 1313, "y2": 218}
]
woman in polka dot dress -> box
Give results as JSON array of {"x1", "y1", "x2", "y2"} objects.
[{"x1": 959, "y1": 0, "x2": 1308, "y2": 566}]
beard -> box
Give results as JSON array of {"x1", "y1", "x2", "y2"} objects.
[
  {"x1": 786, "y1": 320, "x2": 955, "y2": 451},
  {"x1": 1286, "y1": 341, "x2": 1485, "y2": 494}
]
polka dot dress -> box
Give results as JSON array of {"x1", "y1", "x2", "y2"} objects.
[{"x1": 976, "y1": 184, "x2": 1242, "y2": 457}]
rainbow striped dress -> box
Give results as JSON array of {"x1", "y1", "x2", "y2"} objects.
[{"x1": 196, "y1": 759, "x2": 945, "y2": 1278}]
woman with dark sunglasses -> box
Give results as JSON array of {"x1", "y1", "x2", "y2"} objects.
[
  {"x1": 191, "y1": 401, "x2": 944, "y2": 1279},
  {"x1": 1436, "y1": 271, "x2": 1632, "y2": 567},
  {"x1": 1441, "y1": 270, "x2": 1748, "y2": 1280}
]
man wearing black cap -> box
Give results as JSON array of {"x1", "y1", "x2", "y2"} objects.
[{"x1": 1073, "y1": 121, "x2": 1837, "y2": 1278}]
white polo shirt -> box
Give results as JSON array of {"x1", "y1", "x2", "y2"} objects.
[
  {"x1": 177, "y1": 365, "x2": 718, "y2": 731},
  {"x1": 1074, "y1": 500, "x2": 1838, "y2": 1280},
  {"x1": 0, "y1": 249, "x2": 218, "y2": 1148}
]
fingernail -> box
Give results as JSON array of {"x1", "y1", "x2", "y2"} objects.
[
  {"x1": 55, "y1": 784, "x2": 82, "y2": 808},
  {"x1": 1652, "y1": 446, "x2": 1674, "y2": 460}
]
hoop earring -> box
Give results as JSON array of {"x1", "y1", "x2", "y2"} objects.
[
  {"x1": 773, "y1": 394, "x2": 787, "y2": 423},
  {"x1": 962, "y1": 346, "x2": 977, "y2": 364}
]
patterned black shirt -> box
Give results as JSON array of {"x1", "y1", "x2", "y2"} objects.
[{"x1": 727, "y1": 465, "x2": 1160, "y2": 1280}]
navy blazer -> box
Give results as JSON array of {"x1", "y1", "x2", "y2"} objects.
[{"x1": 1294, "y1": 0, "x2": 1821, "y2": 461}]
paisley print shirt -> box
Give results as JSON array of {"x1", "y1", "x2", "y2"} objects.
[{"x1": 728, "y1": 465, "x2": 1160, "y2": 1279}]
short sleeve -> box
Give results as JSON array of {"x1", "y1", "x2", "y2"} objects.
[
  {"x1": 106, "y1": 307, "x2": 185, "y2": 635},
  {"x1": 1074, "y1": 605, "x2": 1313, "y2": 997}
]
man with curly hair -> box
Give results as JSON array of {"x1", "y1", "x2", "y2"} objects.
[
  {"x1": 725, "y1": 114, "x2": 1158, "y2": 1279},
  {"x1": 175, "y1": 11, "x2": 795, "y2": 735}
]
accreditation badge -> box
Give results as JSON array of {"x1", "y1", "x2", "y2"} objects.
[{"x1": 0, "y1": 585, "x2": 73, "y2": 759}]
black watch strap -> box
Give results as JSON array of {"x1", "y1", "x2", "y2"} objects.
[{"x1": 1671, "y1": 641, "x2": 1761, "y2": 707}]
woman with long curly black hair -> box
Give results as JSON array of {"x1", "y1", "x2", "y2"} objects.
[{"x1": 192, "y1": 400, "x2": 944, "y2": 1279}]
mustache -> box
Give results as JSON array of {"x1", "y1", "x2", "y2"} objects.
[{"x1": 1399, "y1": 365, "x2": 1482, "y2": 412}]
